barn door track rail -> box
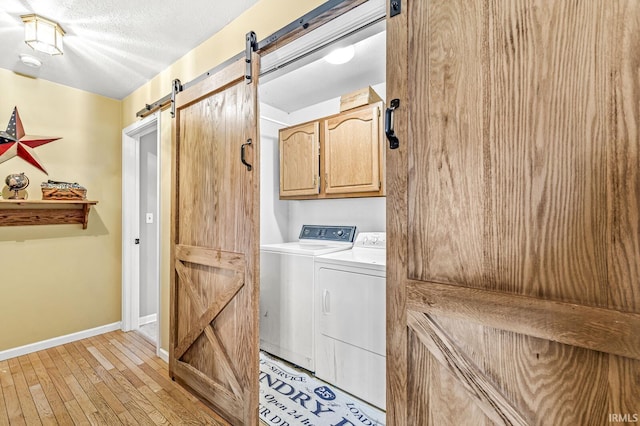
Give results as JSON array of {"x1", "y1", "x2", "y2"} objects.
[{"x1": 137, "y1": 0, "x2": 366, "y2": 118}]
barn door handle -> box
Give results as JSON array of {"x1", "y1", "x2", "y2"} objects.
[
  {"x1": 241, "y1": 139, "x2": 252, "y2": 171},
  {"x1": 385, "y1": 98, "x2": 400, "y2": 149}
]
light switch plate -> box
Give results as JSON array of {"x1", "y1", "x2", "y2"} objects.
[{"x1": 145, "y1": 213, "x2": 153, "y2": 224}]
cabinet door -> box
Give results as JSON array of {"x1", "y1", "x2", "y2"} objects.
[
  {"x1": 279, "y1": 121, "x2": 319, "y2": 197},
  {"x1": 323, "y1": 103, "x2": 382, "y2": 194}
]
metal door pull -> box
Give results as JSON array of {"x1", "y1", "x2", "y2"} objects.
[
  {"x1": 241, "y1": 138, "x2": 252, "y2": 171},
  {"x1": 385, "y1": 98, "x2": 400, "y2": 149}
]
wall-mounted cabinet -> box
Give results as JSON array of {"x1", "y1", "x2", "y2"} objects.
[{"x1": 279, "y1": 101, "x2": 385, "y2": 200}]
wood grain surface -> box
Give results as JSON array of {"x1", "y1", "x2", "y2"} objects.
[
  {"x1": 323, "y1": 102, "x2": 382, "y2": 194},
  {"x1": 388, "y1": 0, "x2": 640, "y2": 424},
  {"x1": 279, "y1": 121, "x2": 320, "y2": 197},
  {"x1": 405, "y1": 0, "x2": 640, "y2": 307},
  {"x1": 407, "y1": 280, "x2": 640, "y2": 361},
  {"x1": 170, "y1": 54, "x2": 259, "y2": 425},
  {"x1": 385, "y1": 0, "x2": 409, "y2": 423},
  {"x1": 408, "y1": 311, "x2": 529, "y2": 425},
  {"x1": 0, "y1": 201, "x2": 97, "y2": 229}
]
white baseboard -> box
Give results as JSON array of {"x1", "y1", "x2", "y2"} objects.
[
  {"x1": 0, "y1": 322, "x2": 122, "y2": 362},
  {"x1": 138, "y1": 313, "x2": 157, "y2": 326},
  {"x1": 158, "y1": 348, "x2": 169, "y2": 363}
]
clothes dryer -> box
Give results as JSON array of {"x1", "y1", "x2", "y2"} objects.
[{"x1": 314, "y1": 232, "x2": 386, "y2": 409}]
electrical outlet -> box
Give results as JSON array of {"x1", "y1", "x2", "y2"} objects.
[{"x1": 145, "y1": 213, "x2": 153, "y2": 224}]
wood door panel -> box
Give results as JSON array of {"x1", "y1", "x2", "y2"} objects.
[
  {"x1": 407, "y1": 313, "x2": 626, "y2": 425},
  {"x1": 484, "y1": 0, "x2": 611, "y2": 306},
  {"x1": 480, "y1": 329, "x2": 610, "y2": 425},
  {"x1": 606, "y1": 0, "x2": 640, "y2": 313},
  {"x1": 407, "y1": 0, "x2": 486, "y2": 289},
  {"x1": 388, "y1": 0, "x2": 640, "y2": 423},
  {"x1": 407, "y1": 280, "x2": 640, "y2": 361},
  {"x1": 408, "y1": 312, "x2": 529, "y2": 425},
  {"x1": 407, "y1": 331, "x2": 492, "y2": 426},
  {"x1": 406, "y1": 0, "x2": 639, "y2": 309},
  {"x1": 177, "y1": 86, "x2": 246, "y2": 251},
  {"x1": 607, "y1": 356, "x2": 640, "y2": 421},
  {"x1": 171, "y1": 55, "x2": 259, "y2": 425}
]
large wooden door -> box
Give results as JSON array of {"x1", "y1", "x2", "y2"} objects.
[
  {"x1": 387, "y1": 1, "x2": 640, "y2": 425},
  {"x1": 170, "y1": 55, "x2": 260, "y2": 425}
]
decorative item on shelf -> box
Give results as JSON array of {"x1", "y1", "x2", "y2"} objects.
[
  {"x1": 5, "y1": 172, "x2": 29, "y2": 200},
  {"x1": 0, "y1": 107, "x2": 61, "y2": 174},
  {"x1": 41, "y1": 180, "x2": 87, "y2": 200}
]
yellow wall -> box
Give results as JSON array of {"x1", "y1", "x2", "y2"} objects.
[
  {"x1": 0, "y1": 69, "x2": 122, "y2": 351},
  {"x1": 122, "y1": 0, "x2": 327, "y2": 352},
  {"x1": 122, "y1": 0, "x2": 326, "y2": 128},
  {"x1": 0, "y1": 0, "x2": 348, "y2": 353}
]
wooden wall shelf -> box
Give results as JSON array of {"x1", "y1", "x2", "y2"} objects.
[{"x1": 0, "y1": 200, "x2": 98, "y2": 229}]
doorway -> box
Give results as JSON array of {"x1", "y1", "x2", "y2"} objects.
[
  {"x1": 121, "y1": 113, "x2": 161, "y2": 352},
  {"x1": 257, "y1": 0, "x2": 387, "y2": 421}
]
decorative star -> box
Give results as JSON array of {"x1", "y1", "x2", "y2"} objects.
[{"x1": 0, "y1": 107, "x2": 61, "y2": 175}]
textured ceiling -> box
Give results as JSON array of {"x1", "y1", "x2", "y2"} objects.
[{"x1": 0, "y1": 0, "x2": 259, "y2": 100}]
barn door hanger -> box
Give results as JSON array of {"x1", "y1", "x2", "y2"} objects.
[
  {"x1": 171, "y1": 79, "x2": 183, "y2": 118},
  {"x1": 245, "y1": 31, "x2": 257, "y2": 83},
  {"x1": 390, "y1": 0, "x2": 401, "y2": 17}
]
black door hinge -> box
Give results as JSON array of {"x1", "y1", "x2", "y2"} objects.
[
  {"x1": 390, "y1": 0, "x2": 401, "y2": 17},
  {"x1": 170, "y1": 78, "x2": 183, "y2": 118},
  {"x1": 245, "y1": 31, "x2": 257, "y2": 83}
]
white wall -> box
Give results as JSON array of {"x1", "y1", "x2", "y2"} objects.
[
  {"x1": 139, "y1": 131, "x2": 158, "y2": 318},
  {"x1": 260, "y1": 83, "x2": 386, "y2": 242},
  {"x1": 287, "y1": 197, "x2": 386, "y2": 239},
  {"x1": 260, "y1": 103, "x2": 290, "y2": 244}
]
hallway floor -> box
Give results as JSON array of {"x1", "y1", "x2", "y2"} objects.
[
  {"x1": 138, "y1": 321, "x2": 157, "y2": 345},
  {"x1": 0, "y1": 330, "x2": 228, "y2": 425}
]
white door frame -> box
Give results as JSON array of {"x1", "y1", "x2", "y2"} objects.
[{"x1": 121, "y1": 112, "x2": 161, "y2": 351}]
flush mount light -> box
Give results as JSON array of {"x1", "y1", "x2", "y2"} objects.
[
  {"x1": 324, "y1": 45, "x2": 355, "y2": 65},
  {"x1": 21, "y1": 14, "x2": 65, "y2": 56},
  {"x1": 19, "y1": 53, "x2": 42, "y2": 68}
]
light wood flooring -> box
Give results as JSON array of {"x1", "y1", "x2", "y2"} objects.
[{"x1": 0, "y1": 330, "x2": 230, "y2": 425}]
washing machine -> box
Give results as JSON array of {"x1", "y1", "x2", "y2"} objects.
[
  {"x1": 314, "y1": 232, "x2": 386, "y2": 410},
  {"x1": 260, "y1": 225, "x2": 356, "y2": 371}
]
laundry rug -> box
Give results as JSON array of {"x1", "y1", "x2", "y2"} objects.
[{"x1": 259, "y1": 352, "x2": 385, "y2": 426}]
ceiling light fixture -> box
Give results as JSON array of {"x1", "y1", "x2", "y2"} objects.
[
  {"x1": 324, "y1": 45, "x2": 355, "y2": 65},
  {"x1": 20, "y1": 14, "x2": 65, "y2": 56},
  {"x1": 19, "y1": 54, "x2": 42, "y2": 68}
]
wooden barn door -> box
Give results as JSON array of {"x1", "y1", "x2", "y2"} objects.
[
  {"x1": 387, "y1": 1, "x2": 640, "y2": 425},
  {"x1": 170, "y1": 54, "x2": 260, "y2": 425}
]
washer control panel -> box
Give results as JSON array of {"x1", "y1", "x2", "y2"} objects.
[{"x1": 299, "y1": 225, "x2": 357, "y2": 242}]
